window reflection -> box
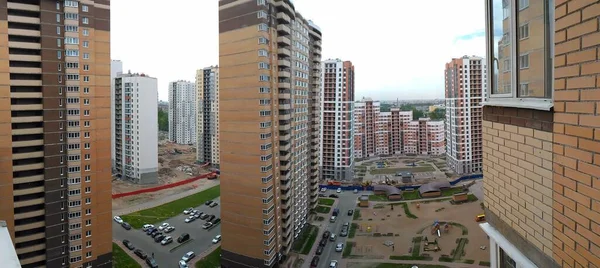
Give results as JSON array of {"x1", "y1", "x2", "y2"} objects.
[
  {"x1": 517, "y1": 0, "x2": 546, "y2": 97},
  {"x1": 492, "y1": 0, "x2": 512, "y2": 95}
]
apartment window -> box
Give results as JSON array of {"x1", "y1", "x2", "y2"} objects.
[
  {"x1": 260, "y1": 154, "x2": 273, "y2": 162},
  {"x1": 83, "y1": 53, "x2": 89, "y2": 59},
  {"x1": 259, "y1": 110, "x2": 271, "y2": 116},
  {"x1": 66, "y1": 62, "x2": 79, "y2": 69},
  {"x1": 257, "y1": 0, "x2": 266, "y2": 5},
  {"x1": 83, "y1": 41, "x2": 89, "y2": 48},
  {"x1": 65, "y1": 37, "x2": 79, "y2": 44},
  {"x1": 258, "y1": 23, "x2": 268, "y2": 31},
  {"x1": 83, "y1": 76, "x2": 89, "y2": 82},
  {"x1": 57, "y1": 50, "x2": 62, "y2": 59},
  {"x1": 86, "y1": 241, "x2": 91, "y2": 248},
  {"x1": 85, "y1": 219, "x2": 91, "y2": 226},
  {"x1": 260, "y1": 133, "x2": 272, "y2": 139},
  {"x1": 258, "y1": 49, "x2": 268, "y2": 57},
  {"x1": 84, "y1": 110, "x2": 89, "y2": 116},
  {"x1": 64, "y1": 0, "x2": 78, "y2": 7},
  {"x1": 56, "y1": 1, "x2": 60, "y2": 9},
  {"x1": 259, "y1": 122, "x2": 271, "y2": 128},
  {"x1": 485, "y1": 0, "x2": 553, "y2": 107},
  {"x1": 258, "y1": 37, "x2": 268, "y2": 44},
  {"x1": 57, "y1": 38, "x2": 61, "y2": 47},
  {"x1": 84, "y1": 99, "x2": 90, "y2": 105},
  {"x1": 84, "y1": 154, "x2": 90, "y2": 160},
  {"x1": 83, "y1": 29, "x2": 89, "y2": 36},
  {"x1": 83, "y1": 64, "x2": 89, "y2": 71},
  {"x1": 259, "y1": 86, "x2": 270, "y2": 93},
  {"x1": 65, "y1": 25, "x2": 78, "y2": 32},
  {"x1": 85, "y1": 209, "x2": 91, "y2": 215},
  {"x1": 262, "y1": 174, "x2": 272, "y2": 183},
  {"x1": 84, "y1": 165, "x2": 90, "y2": 171},
  {"x1": 257, "y1": 10, "x2": 267, "y2": 18},
  {"x1": 259, "y1": 75, "x2": 270, "y2": 81},
  {"x1": 83, "y1": 87, "x2": 89, "y2": 93},
  {"x1": 85, "y1": 230, "x2": 91, "y2": 237},
  {"x1": 85, "y1": 197, "x2": 91, "y2": 204},
  {"x1": 82, "y1": 17, "x2": 89, "y2": 24},
  {"x1": 82, "y1": 5, "x2": 89, "y2": 12}
]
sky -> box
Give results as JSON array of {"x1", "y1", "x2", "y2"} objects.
[{"x1": 111, "y1": 0, "x2": 487, "y2": 101}]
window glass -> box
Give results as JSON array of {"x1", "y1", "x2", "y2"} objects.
[
  {"x1": 499, "y1": 248, "x2": 517, "y2": 268},
  {"x1": 491, "y1": 0, "x2": 512, "y2": 95},
  {"x1": 517, "y1": 0, "x2": 547, "y2": 97}
]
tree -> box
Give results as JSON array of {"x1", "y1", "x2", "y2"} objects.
[
  {"x1": 380, "y1": 103, "x2": 392, "y2": 112},
  {"x1": 158, "y1": 110, "x2": 168, "y2": 131},
  {"x1": 429, "y1": 108, "x2": 446, "y2": 120},
  {"x1": 400, "y1": 104, "x2": 424, "y2": 120}
]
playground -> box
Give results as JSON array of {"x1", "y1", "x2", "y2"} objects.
[{"x1": 347, "y1": 198, "x2": 489, "y2": 265}]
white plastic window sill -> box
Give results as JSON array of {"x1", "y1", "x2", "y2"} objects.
[{"x1": 483, "y1": 98, "x2": 553, "y2": 111}]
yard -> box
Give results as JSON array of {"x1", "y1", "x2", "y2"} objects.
[
  {"x1": 120, "y1": 185, "x2": 221, "y2": 228},
  {"x1": 318, "y1": 198, "x2": 335, "y2": 206},
  {"x1": 112, "y1": 243, "x2": 141, "y2": 268},
  {"x1": 369, "y1": 166, "x2": 435, "y2": 175},
  {"x1": 195, "y1": 247, "x2": 221, "y2": 268},
  {"x1": 315, "y1": 206, "x2": 331, "y2": 213},
  {"x1": 292, "y1": 225, "x2": 319, "y2": 254}
]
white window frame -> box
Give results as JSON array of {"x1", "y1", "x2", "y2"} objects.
[
  {"x1": 483, "y1": 0, "x2": 554, "y2": 111},
  {"x1": 480, "y1": 223, "x2": 538, "y2": 268}
]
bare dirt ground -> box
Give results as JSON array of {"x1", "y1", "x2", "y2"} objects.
[
  {"x1": 350, "y1": 199, "x2": 489, "y2": 263},
  {"x1": 357, "y1": 156, "x2": 450, "y2": 185},
  {"x1": 111, "y1": 142, "x2": 212, "y2": 210}
]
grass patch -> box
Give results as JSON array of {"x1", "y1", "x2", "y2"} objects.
[
  {"x1": 452, "y1": 238, "x2": 468, "y2": 259},
  {"x1": 402, "y1": 203, "x2": 418, "y2": 219},
  {"x1": 467, "y1": 194, "x2": 479, "y2": 202},
  {"x1": 315, "y1": 216, "x2": 325, "y2": 221},
  {"x1": 292, "y1": 225, "x2": 318, "y2": 254},
  {"x1": 412, "y1": 236, "x2": 422, "y2": 256},
  {"x1": 370, "y1": 166, "x2": 435, "y2": 175},
  {"x1": 376, "y1": 264, "x2": 449, "y2": 268},
  {"x1": 349, "y1": 223, "x2": 358, "y2": 238},
  {"x1": 343, "y1": 241, "x2": 355, "y2": 257},
  {"x1": 448, "y1": 222, "x2": 468, "y2": 235},
  {"x1": 120, "y1": 185, "x2": 220, "y2": 229},
  {"x1": 195, "y1": 246, "x2": 221, "y2": 268},
  {"x1": 441, "y1": 187, "x2": 467, "y2": 197},
  {"x1": 315, "y1": 206, "x2": 331, "y2": 214},
  {"x1": 318, "y1": 198, "x2": 335, "y2": 206},
  {"x1": 369, "y1": 195, "x2": 389, "y2": 201},
  {"x1": 112, "y1": 242, "x2": 141, "y2": 268},
  {"x1": 480, "y1": 261, "x2": 491, "y2": 266},
  {"x1": 353, "y1": 209, "x2": 361, "y2": 220},
  {"x1": 402, "y1": 190, "x2": 420, "y2": 200}
]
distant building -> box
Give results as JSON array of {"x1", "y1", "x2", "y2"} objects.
[
  {"x1": 158, "y1": 100, "x2": 169, "y2": 112},
  {"x1": 403, "y1": 118, "x2": 445, "y2": 155},
  {"x1": 429, "y1": 104, "x2": 445, "y2": 112},
  {"x1": 168, "y1": 81, "x2": 197, "y2": 144},
  {"x1": 196, "y1": 66, "x2": 220, "y2": 167},
  {"x1": 114, "y1": 72, "x2": 159, "y2": 184},
  {"x1": 111, "y1": 60, "x2": 123, "y2": 171}
]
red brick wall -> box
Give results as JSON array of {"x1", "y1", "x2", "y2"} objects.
[{"x1": 552, "y1": 0, "x2": 600, "y2": 266}]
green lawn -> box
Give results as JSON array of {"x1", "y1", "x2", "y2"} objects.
[
  {"x1": 402, "y1": 203, "x2": 418, "y2": 219},
  {"x1": 370, "y1": 166, "x2": 435, "y2": 175},
  {"x1": 292, "y1": 225, "x2": 318, "y2": 254},
  {"x1": 353, "y1": 209, "x2": 361, "y2": 220},
  {"x1": 368, "y1": 195, "x2": 389, "y2": 201},
  {"x1": 318, "y1": 198, "x2": 335, "y2": 206},
  {"x1": 195, "y1": 247, "x2": 221, "y2": 268},
  {"x1": 120, "y1": 185, "x2": 221, "y2": 229},
  {"x1": 348, "y1": 223, "x2": 358, "y2": 238},
  {"x1": 112, "y1": 243, "x2": 141, "y2": 268},
  {"x1": 402, "y1": 190, "x2": 420, "y2": 200},
  {"x1": 315, "y1": 206, "x2": 331, "y2": 214},
  {"x1": 441, "y1": 187, "x2": 467, "y2": 197},
  {"x1": 343, "y1": 241, "x2": 355, "y2": 257}
]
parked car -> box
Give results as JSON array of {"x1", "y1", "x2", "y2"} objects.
[
  {"x1": 182, "y1": 251, "x2": 196, "y2": 262},
  {"x1": 161, "y1": 236, "x2": 173, "y2": 245},
  {"x1": 209, "y1": 202, "x2": 218, "y2": 208},
  {"x1": 199, "y1": 213, "x2": 209, "y2": 220},
  {"x1": 310, "y1": 256, "x2": 320, "y2": 268},
  {"x1": 146, "y1": 257, "x2": 158, "y2": 268},
  {"x1": 178, "y1": 233, "x2": 190, "y2": 243},
  {"x1": 179, "y1": 260, "x2": 189, "y2": 268},
  {"x1": 316, "y1": 246, "x2": 324, "y2": 255},
  {"x1": 343, "y1": 222, "x2": 350, "y2": 227},
  {"x1": 185, "y1": 216, "x2": 195, "y2": 223},
  {"x1": 330, "y1": 216, "x2": 336, "y2": 223},
  {"x1": 134, "y1": 249, "x2": 147, "y2": 260},
  {"x1": 165, "y1": 226, "x2": 175, "y2": 233},
  {"x1": 320, "y1": 188, "x2": 327, "y2": 192},
  {"x1": 154, "y1": 234, "x2": 165, "y2": 243},
  {"x1": 122, "y1": 239, "x2": 135, "y2": 250},
  {"x1": 202, "y1": 222, "x2": 213, "y2": 229},
  {"x1": 206, "y1": 215, "x2": 216, "y2": 222},
  {"x1": 205, "y1": 200, "x2": 213, "y2": 206},
  {"x1": 330, "y1": 260, "x2": 339, "y2": 268},
  {"x1": 336, "y1": 188, "x2": 342, "y2": 193},
  {"x1": 212, "y1": 234, "x2": 222, "y2": 244},
  {"x1": 149, "y1": 229, "x2": 159, "y2": 236},
  {"x1": 319, "y1": 238, "x2": 327, "y2": 247},
  {"x1": 211, "y1": 218, "x2": 221, "y2": 225},
  {"x1": 328, "y1": 194, "x2": 339, "y2": 198},
  {"x1": 121, "y1": 222, "x2": 131, "y2": 230},
  {"x1": 183, "y1": 207, "x2": 194, "y2": 214},
  {"x1": 340, "y1": 228, "x2": 348, "y2": 237},
  {"x1": 194, "y1": 212, "x2": 204, "y2": 219},
  {"x1": 113, "y1": 216, "x2": 123, "y2": 224},
  {"x1": 347, "y1": 210, "x2": 354, "y2": 216},
  {"x1": 151, "y1": 231, "x2": 162, "y2": 238},
  {"x1": 318, "y1": 193, "x2": 326, "y2": 197},
  {"x1": 158, "y1": 223, "x2": 170, "y2": 231},
  {"x1": 322, "y1": 231, "x2": 331, "y2": 239},
  {"x1": 192, "y1": 209, "x2": 199, "y2": 215},
  {"x1": 353, "y1": 189, "x2": 359, "y2": 194},
  {"x1": 329, "y1": 233, "x2": 336, "y2": 241},
  {"x1": 142, "y1": 224, "x2": 154, "y2": 231},
  {"x1": 335, "y1": 243, "x2": 344, "y2": 252}
]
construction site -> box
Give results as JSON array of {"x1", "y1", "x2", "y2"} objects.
[{"x1": 112, "y1": 142, "x2": 214, "y2": 211}]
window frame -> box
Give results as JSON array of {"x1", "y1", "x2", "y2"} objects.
[{"x1": 484, "y1": 0, "x2": 554, "y2": 111}]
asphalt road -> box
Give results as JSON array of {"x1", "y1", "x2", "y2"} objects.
[
  {"x1": 305, "y1": 190, "x2": 359, "y2": 268},
  {"x1": 113, "y1": 197, "x2": 221, "y2": 267}
]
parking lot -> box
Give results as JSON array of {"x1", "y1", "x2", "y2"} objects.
[{"x1": 113, "y1": 197, "x2": 221, "y2": 267}]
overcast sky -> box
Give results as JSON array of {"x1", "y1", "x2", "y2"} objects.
[{"x1": 111, "y1": 0, "x2": 487, "y2": 101}]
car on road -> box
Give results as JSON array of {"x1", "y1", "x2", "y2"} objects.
[
  {"x1": 122, "y1": 239, "x2": 135, "y2": 250},
  {"x1": 335, "y1": 243, "x2": 344, "y2": 252},
  {"x1": 310, "y1": 256, "x2": 320, "y2": 268},
  {"x1": 202, "y1": 222, "x2": 213, "y2": 229},
  {"x1": 161, "y1": 236, "x2": 173, "y2": 245},
  {"x1": 319, "y1": 238, "x2": 327, "y2": 247},
  {"x1": 212, "y1": 234, "x2": 222, "y2": 244},
  {"x1": 158, "y1": 222, "x2": 170, "y2": 231},
  {"x1": 182, "y1": 251, "x2": 196, "y2": 262},
  {"x1": 322, "y1": 231, "x2": 331, "y2": 239},
  {"x1": 154, "y1": 234, "x2": 165, "y2": 243},
  {"x1": 318, "y1": 193, "x2": 326, "y2": 197},
  {"x1": 340, "y1": 229, "x2": 348, "y2": 237},
  {"x1": 113, "y1": 216, "x2": 123, "y2": 224},
  {"x1": 330, "y1": 216, "x2": 336, "y2": 223},
  {"x1": 353, "y1": 189, "x2": 359, "y2": 194},
  {"x1": 134, "y1": 249, "x2": 147, "y2": 260},
  {"x1": 348, "y1": 210, "x2": 354, "y2": 216},
  {"x1": 178, "y1": 233, "x2": 190, "y2": 243},
  {"x1": 343, "y1": 222, "x2": 350, "y2": 227},
  {"x1": 146, "y1": 257, "x2": 158, "y2": 268},
  {"x1": 316, "y1": 246, "x2": 324, "y2": 255},
  {"x1": 185, "y1": 216, "x2": 195, "y2": 223},
  {"x1": 205, "y1": 200, "x2": 213, "y2": 206},
  {"x1": 179, "y1": 260, "x2": 189, "y2": 268},
  {"x1": 329, "y1": 233, "x2": 336, "y2": 241},
  {"x1": 165, "y1": 226, "x2": 175, "y2": 233},
  {"x1": 320, "y1": 188, "x2": 327, "y2": 192},
  {"x1": 142, "y1": 224, "x2": 154, "y2": 231},
  {"x1": 121, "y1": 222, "x2": 131, "y2": 230},
  {"x1": 183, "y1": 207, "x2": 194, "y2": 214},
  {"x1": 328, "y1": 194, "x2": 339, "y2": 198},
  {"x1": 336, "y1": 188, "x2": 342, "y2": 193},
  {"x1": 330, "y1": 260, "x2": 339, "y2": 268},
  {"x1": 209, "y1": 202, "x2": 218, "y2": 208}
]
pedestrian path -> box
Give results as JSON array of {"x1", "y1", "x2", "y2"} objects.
[
  {"x1": 343, "y1": 258, "x2": 488, "y2": 268},
  {"x1": 112, "y1": 239, "x2": 146, "y2": 266}
]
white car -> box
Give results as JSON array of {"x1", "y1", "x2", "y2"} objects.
[
  {"x1": 212, "y1": 235, "x2": 222, "y2": 244},
  {"x1": 142, "y1": 224, "x2": 154, "y2": 231},
  {"x1": 182, "y1": 251, "x2": 195, "y2": 262},
  {"x1": 160, "y1": 236, "x2": 173, "y2": 245},
  {"x1": 330, "y1": 260, "x2": 338, "y2": 268},
  {"x1": 178, "y1": 260, "x2": 189, "y2": 268},
  {"x1": 336, "y1": 188, "x2": 342, "y2": 193},
  {"x1": 183, "y1": 207, "x2": 194, "y2": 215},
  {"x1": 185, "y1": 216, "x2": 195, "y2": 223},
  {"x1": 353, "y1": 189, "x2": 358, "y2": 194},
  {"x1": 320, "y1": 188, "x2": 327, "y2": 192},
  {"x1": 113, "y1": 216, "x2": 123, "y2": 224},
  {"x1": 158, "y1": 223, "x2": 170, "y2": 231},
  {"x1": 335, "y1": 243, "x2": 344, "y2": 252}
]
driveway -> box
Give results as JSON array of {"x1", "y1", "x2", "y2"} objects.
[
  {"x1": 303, "y1": 190, "x2": 359, "y2": 268},
  {"x1": 113, "y1": 197, "x2": 221, "y2": 267}
]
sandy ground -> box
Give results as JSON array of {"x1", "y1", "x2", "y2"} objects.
[{"x1": 351, "y1": 199, "x2": 489, "y2": 263}]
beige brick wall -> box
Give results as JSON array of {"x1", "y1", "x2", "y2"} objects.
[
  {"x1": 483, "y1": 120, "x2": 554, "y2": 256},
  {"x1": 553, "y1": 0, "x2": 600, "y2": 267}
]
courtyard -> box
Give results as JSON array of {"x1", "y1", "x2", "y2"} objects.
[{"x1": 354, "y1": 156, "x2": 457, "y2": 185}]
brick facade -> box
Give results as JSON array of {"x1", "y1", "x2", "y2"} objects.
[{"x1": 552, "y1": 0, "x2": 600, "y2": 267}]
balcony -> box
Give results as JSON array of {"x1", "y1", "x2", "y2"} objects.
[
  {"x1": 278, "y1": 47, "x2": 291, "y2": 56},
  {"x1": 9, "y1": 67, "x2": 42, "y2": 74},
  {"x1": 314, "y1": 40, "x2": 322, "y2": 47},
  {"x1": 279, "y1": 82, "x2": 291, "y2": 89},
  {"x1": 9, "y1": 80, "x2": 42, "y2": 87},
  {"x1": 278, "y1": 89, "x2": 291, "y2": 99},
  {"x1": 13, "y1": 174, "x2": 43, "y2": 184},
  {"x1": 8, "y1": 41, "x2": 41, "y2": 50},
  {"x1": 279, "y1": 113, "x2": 291, "y2": 120},
  {"x1": 313, "y1": 48, "x2": 321, "y2": 55},
  {"x1": 277, "y1": 12, "x2": 291, "y2": 23},
  {"x1": 11, "y1": 92, "x2": 42, "y2": 98},
  {"x1": 12, "y1": 151, "x2": 43, "y2": 160},
  {"x1": 12, "y1": 127, "x2": 43, "y2": 135},
  {"x1": 273, "y1": 0, "x2": 294, "y2": 17},
  {"x1": 278, "y1": 59, "x2": 291, "y2": 67},
  {"x1": 7, "y1": 15, "x2": 40, "y2": 24},
  {"x1": 280, "y1": 161, "x2": 291, "y2": 170},
  {"x1": 279, "y1": 103, "x2": 291, "y2": 110},
  {"x1": 277, "y1": 36, "x2": 291, "y2": 46},
  {"x1": 13, "y1": 162, "x2": 43, "y2": 172},
  {"x1": 280, "y1": 142, "x2": 291, "y2": 151},
  {"x1": 277, "y1": 24, "x2": 291, "y2": 35},
  {"x1": 280, "y1": 152, "x2": 290, "y2": 161},
  {"x1": 13, "y1": 197, "x2": 44, "y2": 208},
  {"x1": 7, "y1": 2, "x2": 40, "y2": 11},
  {"x1": 14, "y1": 186, "x2": 44, "y2": 196},
  {"x1": 278, "y1": 70, "x2": 291, "y2": 78},
  {"x1": 7, "y1": 28, "x2": 40, "y2": 37}
]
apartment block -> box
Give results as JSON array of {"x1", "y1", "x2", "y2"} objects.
[
  {"x1": 320, "y1": 59, "x2": 354, "y2": 181},
  {"x1": 196, "y1": 66, "x2": 220, "y2": 167},
  {"x1": 218, "y1": 0, "x2": 322, "y2": 267},
  {"x1": 168, "y1": 80, "x2": 196, "y2": 145},
  {"x1": 110, "y1": 60, "x2": 122, "y2": 171},
  {"x1": 481, "y1": 0, "x2": 600, "y2": 267},
  {"x1": 403, "y1": 118, "x2": 445, "y2": 155},
  {"x1": 113, "y1": 73, "x2": 159, "y2": 184},
  {"x1": 0, "y1": 0, "x2": 113, "y2": 267},
  {"x1": 445, "y1": 55, "x2": 486, "y2": 174}
]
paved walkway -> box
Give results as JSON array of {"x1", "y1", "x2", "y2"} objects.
[
  {"x1": 112, "y1": 239, "x2": 146, "y2": 266},
  {"x1": 344, "y1": 258, "x2": 488, "y2": 268},
  {"x1": 299, "y1": 199, "x2": 339, "y2": 268},
  {"x1": 112, "y1": 180, "x2": 219, "y2": 215}
]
